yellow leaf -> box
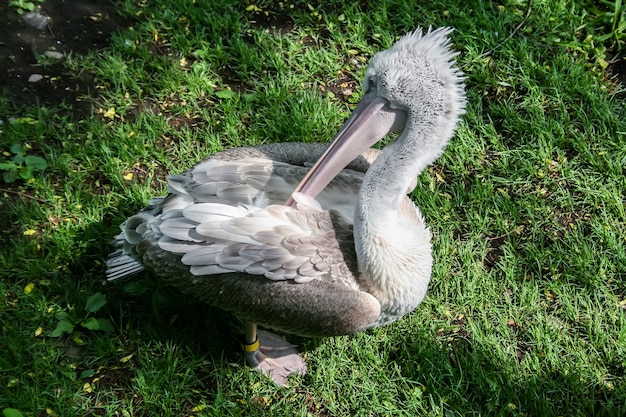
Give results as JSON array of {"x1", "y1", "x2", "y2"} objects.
[
  {"x1": 35, "y1": 327, "x2": 43, "y2": 337},
  {"x1": 24, "y1": 282, "x2": 35, "y2": 294},
  {"x1": 120, "y1": 354, "x2": 134, "y2": 363},
  {"x1": 83, "y1": 382, "x2": 92, "y2": 393},
  {"x1": 123, "y1": 172, "x2": 134, "y2": 181},
  {"x1": 7, "y1": 378, "x2": 19, "y2": 387},
  {"x1": 103, "y1": 107, "x2": 116, "y2": 119},
  {"x1": 192, "y1": 405, "x2": 206, "y2": 412},
  {"x1": 24, "y1": 229, "x2": 37, "y2": 236}
]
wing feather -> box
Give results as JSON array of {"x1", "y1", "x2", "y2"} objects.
[
  {"x1": 183, "y1": 203, "x2": 249, "y2": 223},
  {"x1": 181, "y1": 246, "x2": 224, "y2": 265},
  {"x1": 251, "y1": 230, "x2": 285, "y2": 246},
  {"x1": 158, "y1": 237, "x2": 202, "y2": 253},
  {"x1": 160, "y1": 217, "x2": 210, "y2": 242},
  {"x1": 196, "y1": 221, "x2": 258, "y2": 245},
  {"x1": 190, "y1": 265, "x2": 231, "y2": 275}
]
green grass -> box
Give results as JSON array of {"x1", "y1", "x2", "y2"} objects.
[{"x1": 1, "y1": 0, "x2": 625, "y2": 415}]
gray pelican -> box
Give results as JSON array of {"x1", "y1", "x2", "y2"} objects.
[{"x1": 107, "y1": 27, "x2": 466, "y2": 385}]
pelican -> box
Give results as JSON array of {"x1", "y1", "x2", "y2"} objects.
[{"x1": 107, "y1": 27, "x2": 466, "y2": 385}]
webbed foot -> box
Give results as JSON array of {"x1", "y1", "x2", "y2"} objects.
[{"x1": 243, "y1": 329, "x2": 307, "y2": 386}]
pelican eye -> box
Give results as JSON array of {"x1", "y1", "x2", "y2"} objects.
[{"x1": 365, "y1": 76, "x2": 377, "y2": 93}]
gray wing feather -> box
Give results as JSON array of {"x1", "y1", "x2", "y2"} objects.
[
  {"x1": 160, "y1": 217, "x2": 204, "y2": 242},
  {"x1": 158, "y1": 237, "x2": 201, "y2": 253},
  {"x1": 190, "y1": 265, "x2": 231, "y2": 275},
  {"x1": 181, "y1": 247, "x2": 224, "y2": 265},
  {"x1": 183, "y1": 203, "x2": 247, "y2": 222}
]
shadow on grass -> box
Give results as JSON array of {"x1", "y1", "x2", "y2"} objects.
[{"x1": 395, "y1": 322, "x2": 624, "y2": 416}]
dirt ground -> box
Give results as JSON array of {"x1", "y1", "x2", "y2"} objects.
[{"x1": 0, "y1": 0, "x2": 128, "y2": 110}]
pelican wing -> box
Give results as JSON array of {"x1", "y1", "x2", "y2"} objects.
[{"x1": 107, "y1": 155, "x2": 362, "y2": 289}]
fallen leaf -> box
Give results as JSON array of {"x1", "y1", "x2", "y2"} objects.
[
  {"x1": 120, "y1": 354, "x2": 134, "y2": 363},
  {"x1": 24, "y1": 282, "x2": 35, "y2": 294},
  {"x1": 103, "y1": 108, "x2": 116, "y2": 119}
]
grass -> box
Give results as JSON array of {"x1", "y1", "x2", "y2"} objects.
[{"x1": 1, "y1": 0, "x2": 625, "y2": 415}]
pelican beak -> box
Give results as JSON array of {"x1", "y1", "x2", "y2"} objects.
[{"x1": 286, "y1": 91, "x2": 406, "y2": 205}]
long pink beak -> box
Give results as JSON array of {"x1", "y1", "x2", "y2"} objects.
[{"x1": 286, "y1": 91, "x2": 406, "y2": 206}]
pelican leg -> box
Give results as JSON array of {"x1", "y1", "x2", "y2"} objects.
[
  {"x1": 242, "y1": 321, "x2": 261, "y2": 367},
  {"x1": 242, "y1": 322, "x2": 307, "y2": 386}
]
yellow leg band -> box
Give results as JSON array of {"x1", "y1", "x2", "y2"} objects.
[{"x1": 242, "y1": 339, "x2": 260, "y2": 352}]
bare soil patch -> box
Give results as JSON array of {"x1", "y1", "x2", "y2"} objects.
[{"x1": 0, "y1": 0, "x2": 129, "y2": 110}]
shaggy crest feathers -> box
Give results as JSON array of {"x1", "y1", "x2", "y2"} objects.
[{"x1": 369, "y1": 27, "x2": 466, "y2": 122}]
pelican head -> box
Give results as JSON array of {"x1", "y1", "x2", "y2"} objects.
[{"x1": 288, "y1": 27, "x2": 465, "y2": 204}]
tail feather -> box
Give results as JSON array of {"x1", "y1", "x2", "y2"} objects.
[{"x1": 106, "y1": 251, "x2": 145, "y2": 281}]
